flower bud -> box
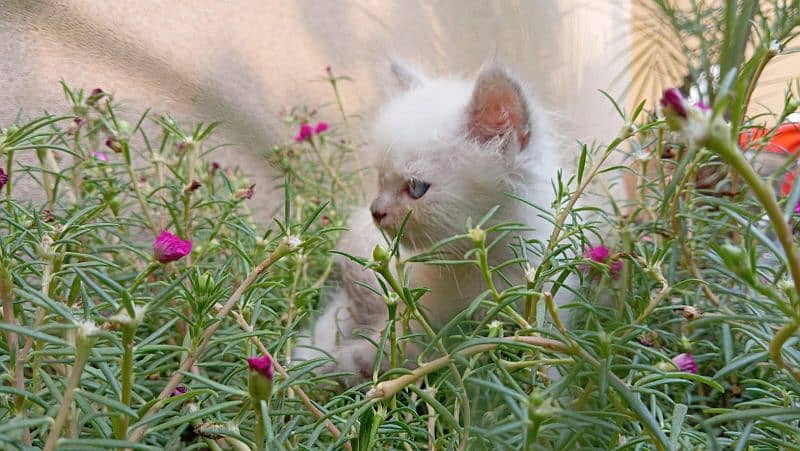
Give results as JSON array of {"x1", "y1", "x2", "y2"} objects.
[
  {"x1": 197, "y1": 272, "x2": 215, "y2": 295},
  {"x1": 183, "y1": 180, "x2": 201, "y2": 194},
  {"x1": 680, "y1": 306, "x2": 702, "y2": 321},
  {"x1": 177, "y1": 139, "x2": 195, "y2": 154},
  {"x1": 372, "y1": 244, "x2": 389, "y2": 263},
  {"x1": 672, "y1": 353, "x2": 697, "y2": 374},
  {"x1": 235, "y1": 184, "x2": 255, "y2": 200},
  {"x1": 660, "y1": 88, "x2": 689, "y2": 128},
  {"x1": 105, "y1": 137, "x2": 124, "y2": 153},
  {"x1": 247, "y1": 355, "x2": 274, "y2": 402},
  {"x1": 716, "y1": 243, "x2": 755, "y2": 283},
  {"x1": 171, "y1": 385, "x2": 189, "y2": 397},
  {"x1": 86, "y1": 88, "x2": 106, "y2": 106},
  {"x1": 153, "y1": 230, "x2": 192, "y2": 263}
]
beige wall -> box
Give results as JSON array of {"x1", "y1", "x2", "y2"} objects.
[{"x1": 2, "y1": 0, "x2": 633, "y2": 217}]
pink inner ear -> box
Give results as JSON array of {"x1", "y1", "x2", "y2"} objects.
[{"x1": 467, "y1": 71, "x2": 530, "y2": 150}]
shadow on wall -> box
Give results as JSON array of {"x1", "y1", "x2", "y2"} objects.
[{"x1": 1, "y1": 0, "x2": 632, "y2": 218}]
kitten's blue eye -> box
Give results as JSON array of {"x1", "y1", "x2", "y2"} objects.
[{"x1": 407, "y1": 179, "x2": 431, "y2": 199}]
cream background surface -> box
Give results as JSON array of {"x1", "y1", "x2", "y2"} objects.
[{"x1": 2, "y1": 0, "x2": 634, "y2": 218}]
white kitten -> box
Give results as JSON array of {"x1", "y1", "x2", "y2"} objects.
[{"x1": 294, "y1": 61, "x2": 564, "y2": 381}]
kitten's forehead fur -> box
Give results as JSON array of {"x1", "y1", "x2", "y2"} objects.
[{"x1": 369, "y1": 63, "x2": 558, "y2": 250}]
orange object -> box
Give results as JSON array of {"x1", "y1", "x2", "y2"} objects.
[{"x1": 739, "y1": 123, "x2": 800, "y2": 196}]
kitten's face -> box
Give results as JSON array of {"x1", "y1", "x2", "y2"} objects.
[{"x1": 369, "y1": 63, "x2": 534, "y2": 252}]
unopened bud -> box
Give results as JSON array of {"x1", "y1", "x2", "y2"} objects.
[
  {"x1": 247, "y1": 355, "x2": 274, "y2": 403},
  {"x1": 372, "y1": 244, "x2": 389, "y2": 262},
  {"x1": 681, "y1": 306, "x2": 702, "y2": 321},
  {"x1": 183, "y1": 180, "x2": 201, "y2": 194}
]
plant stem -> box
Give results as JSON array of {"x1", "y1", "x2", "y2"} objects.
[
  {"x1": 476, "y1": 243, "x2": 530, "y2": 328},
  {"x1": 114, "y1": 324, "x2": 136, "y2": 440},
  {"x1": 534, "y1": 135, "x2": 627, "y2": 288},
  {"x1": 43, "y1": 341, "x2": 91, "y2": 451},
  {"x1": 225, "y1": 308, "x2": 351, "y2": 450},
  {"x1": 703, "y1": 129, "x2": 800, "y2": 380},
  {"x1": 254, "y1": 402, "x2": 266, "y2": 451},
  {"x1": 122, "y1": 143, "x2": 158, "y2": 234},
  {"x1": 367, "y1": 335, "x2": 570, "y2": 400},
  {"x1": 374, "y1": 263, "x2": 472, "y2": 449}
]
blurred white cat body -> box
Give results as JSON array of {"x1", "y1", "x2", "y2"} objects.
[{"x1": 294, "y1": 61, "x2": 564, "y2": 380}]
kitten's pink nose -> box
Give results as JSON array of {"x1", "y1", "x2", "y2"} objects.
[{"x1": 370, "y1": 202, "x2": 386, "y2": 224}]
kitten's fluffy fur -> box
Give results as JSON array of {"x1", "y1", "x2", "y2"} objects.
[{"x1": 294, "y1": 61, "x2": 562, "y2": 381}]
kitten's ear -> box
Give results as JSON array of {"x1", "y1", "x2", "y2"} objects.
[
  {"x1": 390, "y1": 59, "x2": 426, "y2": 91},
  {"x1": 466, "y1": 65, "x2": 531, "y2": 152}
]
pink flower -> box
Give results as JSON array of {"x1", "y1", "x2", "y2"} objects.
[
  {"x1": 794, "y1": 201, "x2": 800, "y2": 215},
  {"x1": 171, "y1": 385, "x2": 188, "y2": 397},
  {"x1": 153, "y1": 230, "x2": 192, "y2": 263},
  {"x1": 314, "y1": 122, "x2": 329, "y2": 134},
  {"x1": 660, "y1": 88, "x2": 688, "y2": 119},
  {"x1": 585, "y1": 245, "x2": 610, "y2": 263},
  {"x1": 672, "y1": 353, "x2": 697, "y2": 374},
  {"x1": 0, "y1": 168, "x2": 7, "y2": 190},
  {"x1": 211, "y1": 162, "x2": 220, "y2": 173},
  {"x1": 695, "y1": 101, "x2": 710, "y2": 112},
  {"x1": 583, "y1": 244, "x2": 622, "y2": 279},
  {"x1": 294, "y1": 123, "x2": 314, "y2": 142},
  {"x1": 91, "y1": 151, "x2": 110, "y2": 162},
  {"x1": 90, "y1": 88, "x2": 104, "y2": 96},
  {"x1": 247, "y1": 355, "x2": 274, "y2": 379}
]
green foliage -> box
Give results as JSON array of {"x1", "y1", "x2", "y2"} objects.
[{"x1": 1, "y1": 2, "x2": 800, "y2": 449}]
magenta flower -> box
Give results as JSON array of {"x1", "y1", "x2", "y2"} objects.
[
  {"x1": 583, "y1": 244, "x2": 622, "y2": 279},
  {"x1": 247, "y1": 355, "x2": 274, "y2": 379},
  {"x1": 794, "y1": 201, "x2": 800, "y2": 215},
  {"x1": 660, "y1": 88, "x2": 688, "y2": 119},
  {"x1": 247, "y1": 355, "x2": 274, "y2": 402},
  {"x1": 695, "y1": 101, "x2": 710, "y2": 112},
  {"x1": 294, "y1": 123, "x2": 314, "y2": 142},
  {"x1": 672, "y1": 353, "x2": 697, "y2": 374},
  {"x1": 90, "y1": 88, "x2": 104, "y2": 96},
  {"x1": 0, "y1": 168, "x2": 7, "y2": 190},
  {"x1": 314, "y1": 122, "x2": 329, "y2": 134},
  {"x1": 153, "y1": 230, "x2": 192, "y2": 263},
  {"x1": 171, "y1": 385, "x2": 188, "y2": 397},
  {"x1": 91, "y1": 151, "x2": 110, "y2": 162},
  {"x1": 211, "y1": 162, "x2": 220, "y2": 173},
  {"x1": 585, "y1": 245, "x2": 610, "y2": 263}
]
